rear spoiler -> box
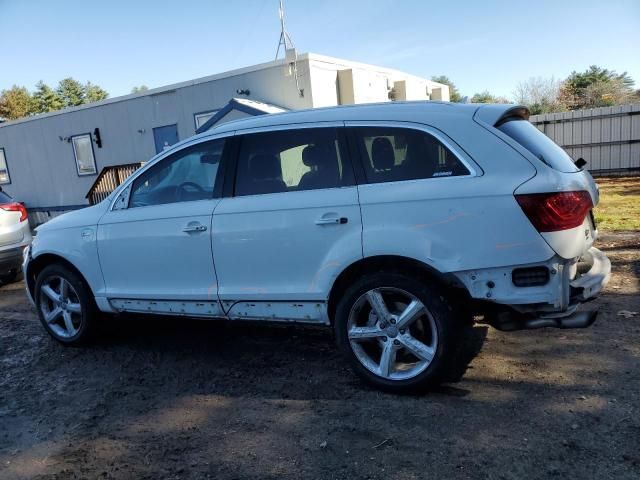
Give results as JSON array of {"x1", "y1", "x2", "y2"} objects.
[{"x1": 473, "y1": 104, "x2": 530, "y2": 127}]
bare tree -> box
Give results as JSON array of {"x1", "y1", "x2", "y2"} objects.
[{"x1": 513, "y1": 77, "x2": 563, "y2": 114}]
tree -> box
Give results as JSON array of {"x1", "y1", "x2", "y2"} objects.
[
  {"x1": 131, "y1": 85, "x2": 149, "y2": 94},
  {"x1": 559, "y1": 65, "x2": 635, "y2": 110},
  {"x1": 32, "y1": 81, "x2": 63, "y2": 113},
  {"x1": 431, "y1": 75, "x2": 461, "y2": 102},
  {"x1": 56, "y1": 78, "x2": 86, "y2": 107},
  {"x1": 0, "y1": 85, "x2": 34, "y2": 120},
  {"x1": 84, "y1": 82, "x2": 109, "y2": 103},
  {"x1": 470, "y1": 90, "x2": 510, "y2": 104},
  {"x1": 513, "y1": 77, "x2": 564, "y2": 115}
]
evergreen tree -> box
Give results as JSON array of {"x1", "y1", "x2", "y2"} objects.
[
  {"x1": 559, "y1": 66, "x2": 635, "y2": 109},
  {"x1": 56, "y1": 78, "x2": 86, "y2": 107},
  {"x1": 431, "y1": 75, "x2": 462, "y2": 102},
  {"x1": 84, "y1": 81, "x2": 109, "y2": 103},
  {"x1": 32, "y1": 81, "x2": 64, "y2": 113}
]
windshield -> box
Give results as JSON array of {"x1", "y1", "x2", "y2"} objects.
[{"x1": 498, "y1": 119, "x2": 579, "y2": 173}]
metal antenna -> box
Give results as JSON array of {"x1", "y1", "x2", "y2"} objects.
[
  {"x1": 275, "y1": 0, "x2": 295, "y2": 60},
  {"x1": 274, "y1": 0, "x2": 304, "y2": 97}
]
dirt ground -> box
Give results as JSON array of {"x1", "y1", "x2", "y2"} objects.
[{"x1": 0, "y1": 233, "x2": 638, "y2": 480}]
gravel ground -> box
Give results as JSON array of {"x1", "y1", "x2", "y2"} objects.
[{"x1": 0, "y1": 233, "x2": 638, "y2": 479}]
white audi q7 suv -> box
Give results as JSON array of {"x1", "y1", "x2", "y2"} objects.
[{"x1": 23, "y1": 102, "x2": 611, "y2": 392}]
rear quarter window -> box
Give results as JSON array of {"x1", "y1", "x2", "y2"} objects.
[
  {"x1": 0, "y1": 191, "x2": 11, "y2": 203},
  {"x1": 498, "y1": 119, "x2": 579, "y2": 173},
  {"x1": 351, "y1": 126, "x2": 470, "y2": 184}
]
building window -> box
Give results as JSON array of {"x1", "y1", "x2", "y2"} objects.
[
  {"x1": 194, "y1": 110, "x2": 218, "y2": 130},
  {"x1": 0, "y1": 148, "x2": 10, "y2": 184},
  {"x1": 71, "y1": 134, "x2": 97, "y2": 176}
]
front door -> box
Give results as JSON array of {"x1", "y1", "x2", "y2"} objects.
[
  {"x1": 97, "y1": 137, "x2": 228, "y2": 314},
  {"x1": 212, "y1": 125, "x2": 363, "y2": 319},
  {"x1": 153, "y1": 124, "x2": 179, "y2": 154}
]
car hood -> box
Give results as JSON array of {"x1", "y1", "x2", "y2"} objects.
[{"x1": 35, "y1": 200, "x2": 110, "y2": 233}]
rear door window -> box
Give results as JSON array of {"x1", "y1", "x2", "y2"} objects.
[
  {"x1": 234, "y1": 128, "x2": 353, "y2": 196},
  {"x1": 498, "y1": 119, "x2": 579, "y2": 173},
  {"x1": 350, "y1": 127, "x2": 470, "y2": 184}
]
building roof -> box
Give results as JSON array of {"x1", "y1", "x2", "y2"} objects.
[{"x1": 195, "y1": 98, "x2": 287, "y2": 133}]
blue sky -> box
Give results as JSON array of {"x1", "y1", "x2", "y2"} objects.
[{"x1": 1, "y1": 0, "x2": 639, "y2": 99}]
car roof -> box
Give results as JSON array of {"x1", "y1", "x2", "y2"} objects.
[{"x1": 194, "y1": 101, "x2": 526, "y2": 139}]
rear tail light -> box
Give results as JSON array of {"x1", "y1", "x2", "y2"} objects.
[
  {"x1": 0, "y1": 202, "x2": 28, "y2": 222},
  {"x1": 515, "y1": 191, "x2": 593, "y2": 232}
]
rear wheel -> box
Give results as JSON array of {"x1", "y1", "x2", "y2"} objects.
[
  {"x1": 334, "y1": 272, "x2": 460, "y2": 393},
  {"x1": 34, "y1": 264, "x2": 98, "y2": 345}
]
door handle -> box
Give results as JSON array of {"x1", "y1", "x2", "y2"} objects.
[
  {"x1": 183, "y1": 222, "x2": 208, "y2": 233},
  {"x1": 315, "y1": 216, "x2": 348, "y2": 225}
]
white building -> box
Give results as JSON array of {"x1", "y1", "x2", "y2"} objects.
[{"x1": 0, "y1": 53, "x2": 449, "y2": 220}]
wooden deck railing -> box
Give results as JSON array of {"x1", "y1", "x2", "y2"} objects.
[{"x1": 86, "y1": 163, "x2": 142, "y2": 205}]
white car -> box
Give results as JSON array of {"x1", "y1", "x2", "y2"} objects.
[
  {"x1": 0, "y1": 187, "x2": 31, "y2": 284},
  {"x1": 23, "y1": 102, "x2": 611, "y2": 392}
]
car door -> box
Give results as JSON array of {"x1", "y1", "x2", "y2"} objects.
[
  {"x1": 212, "y1": 124, "x2": 363, "y2": 322},
  {"x1": 97, "y1": 136, "x2": 229, "y2": 315}
]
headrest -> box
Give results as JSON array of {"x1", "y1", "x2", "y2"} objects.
[
  {"x1": 302, "y1": 145, "x2": 321, "y2": 167},
  {"x1": 302, "y1": 143, "x2": 338, "y2": 170},
  {"x1": 371, "y1": 137, "x2": 395, "y2": 171}
]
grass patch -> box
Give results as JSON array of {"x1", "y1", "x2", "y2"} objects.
[{"x1": 593, "y1": 176, "x2": 640, "y2": 231}]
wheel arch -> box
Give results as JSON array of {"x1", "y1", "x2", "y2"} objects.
[
  {"x1": 26, "y1": 253, "x2": 95, "y2": 300},
  {"x1": 327, "y1": 255, "x2": 469, "y2": 324}
]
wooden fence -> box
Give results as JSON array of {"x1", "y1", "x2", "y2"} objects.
[
  {"x1": 529, "y1": 104, "x2": 640, "y2": 174},
  {"x1": 86, "y1": 163, "x2": 142, "y2": 205}
]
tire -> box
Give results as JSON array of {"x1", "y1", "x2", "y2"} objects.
[
  {"x1": 334, "y1": 272, "x2": 460, "y2": 393},
  {"x1": 34, "y1": 264, "x2": 98, "y2": 345}
]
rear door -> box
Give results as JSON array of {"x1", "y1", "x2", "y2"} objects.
[{"x1": 211, "y1": 124, "x2": 363, "y2": 320}]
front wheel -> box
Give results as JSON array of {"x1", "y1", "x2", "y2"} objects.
[
  {"x1": 34, "y1": 264, "x2": 98, "y2": 345},
  {"x1": 334, "y1": 272, "x2": 460, "y2": 393}
]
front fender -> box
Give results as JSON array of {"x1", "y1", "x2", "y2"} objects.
[{"x1": 29, "y1": 225, "x2": 105, "y2": 298}]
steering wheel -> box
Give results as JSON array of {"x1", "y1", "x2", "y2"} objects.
[{"x1": 176, "y1": 181, "x2": 205, "y2": 201}]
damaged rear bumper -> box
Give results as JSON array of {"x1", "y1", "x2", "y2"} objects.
[
  {"x1": 488, "y1": 306, "x2": 599, "y2": 332},
  {"x1": 454, "y1": 247, "x2": 611, "y2": 331},
  {"x1": 570, "y1": 247, "x2": 611, "y2": 302}
]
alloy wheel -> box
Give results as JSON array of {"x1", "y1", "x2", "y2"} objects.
[
  {"x1": 39, "y1": 276, "x2": 83, "y2": 339},
  {"x1": 347, "y1": 287, "x2": 438, "y2": 381}
]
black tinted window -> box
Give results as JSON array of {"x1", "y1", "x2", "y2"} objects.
[
  {"x1": 234, "y1": 128, "x2": 352, "y2": 196},
  {"x1": 129, "y1": 139, "x2": 224, "y2": 208},
  {"x1": 351, "y1": 127, "x2": 469, "y2": 184},
  {"x1": 498, "y1": 120, "x2": 579, "y2": 173}
]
